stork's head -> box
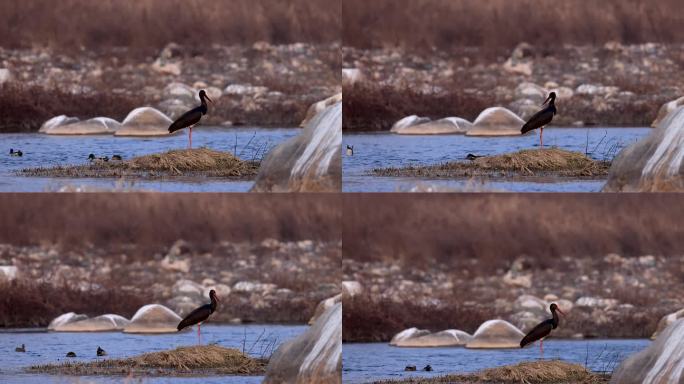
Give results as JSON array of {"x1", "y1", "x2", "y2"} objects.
[
  {"x1": 199, "y1": 89, "x2": 213, "y2": 104},
  {"x1": 542, "y1": 92, "x2": 557, "y2": 106},
  {"x1": 550, "y1": 303, "x2": 565, "y2": 316}
]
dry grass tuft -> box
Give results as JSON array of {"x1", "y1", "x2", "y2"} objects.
[
  {"x1": 128, "y1": 148, "x2": 255, "y2": 174},
  {"x1": 20, "y1": 148, "x2": 259, "y2": 178},
  {"x1": 373, "y1": 361, "x2": 607, "y2": 383},
  {"x1": 474, "y1": 149, "x2": 606, "y2": 175},
  {"x1": 373, "y1": 148, "x2": 609, "y2": 178},
  {"x1": 472, "y1": 361, "x2": 605, "y2": 383},
  {"x1": 29, "y1": 345, "x2": 266, "y2": 376}
]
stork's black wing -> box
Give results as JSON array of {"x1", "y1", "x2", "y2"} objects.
[
  {"x1": 177, "y1": 303, "x2": 212, "y2": 331},
  {"x1": 521, "y1": 107, "x2": 554, "y2": 134},
  {"x1": 169, "y1": 107, "x2": 203, "y2": 133},
  {"x1": 520, "y1": 319, "x2": 553, "y2": 347}
]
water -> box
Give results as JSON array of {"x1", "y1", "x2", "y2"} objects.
[
  {"x1": 0, "y1": 324, "x2": 305, "y2": 383},
  {"x1": 343, "y1": 339, "x2": 650, "y2": 383},
  {"x1": 343, "y1": 127, "x2": 651, "y2": 192},
  {"x1": 0, "y1": 127, "x2": 299, "y2": 192}
]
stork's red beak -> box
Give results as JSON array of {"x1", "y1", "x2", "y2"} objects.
[
  {"x1": 214, "y1": 293, "x2": 220, "y2": 302},
  {"x1": 556, "y1": 308, "x2": 566, "y2": 316},
  {"x1": 542, "y1": 94, "x2": 552, "y2": 106},
  {"x1": 206, "y1": 95, "x2": 214, "y2": 105}
]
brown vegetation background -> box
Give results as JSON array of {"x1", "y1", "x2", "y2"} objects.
[
  {"x1": 342, "y1": 194, "x2": 684, "y2": 269},
  {"x1": 342, "y1": 194, "x2": 684, "y2": 341},
  {"x1": 343, "y1": 0, "x2": 684, "y2": 50},
  {"x1": 0, "y1": 0, "x2": 340, "y2": 52},
  {"x1": 0, "y1": 194, "x2": 340, "y2": 250},
  {"x1": 0, "y1": 194, "x2": 340, "y2": 327}
]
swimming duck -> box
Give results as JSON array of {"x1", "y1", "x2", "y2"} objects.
[
  {"x1": 88, "y1": 154, "x2": 109, "y2": 162},
  {"x1": 466, "y1": 153, "x2": 482, "y2": 161},
  {"x1": 66, "y1": 351, "x2": 77, "y2": 357},
  {"x1": 9, "y1": 149, "x2": 23, "y2": 157},
  {"x1": 15, "y1": 344, "x2": 25, "y2": 352},
  {"x1": 97, "y1": 346, "x2": 107, "y2": 356},
  {"x1": 423, "y1": 365, "x2": 433, "y2": 372},
  {"x1": 346, "y1": 145, "x2": 354, "y2": 156}
]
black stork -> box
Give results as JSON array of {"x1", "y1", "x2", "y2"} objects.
[
  {"x1": 521, "y1": 92, "x2": 557, "y2": 148},
  {"x1": 177, "y1": 289, "x2": 219, "y2": 345},
  {"x1": 168, "y1": 89, "x2": 213, "y2": 149},
  {"x1": 520, "y1": 303, "x2": 565, "y2": 358}
]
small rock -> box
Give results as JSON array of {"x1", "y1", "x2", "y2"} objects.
[
  {"x1": 0, "y1": 68, "x2": 12, "y2": 84},
  {"x1": 0, "y1": 266, "x2": 18, "y2": 281}
]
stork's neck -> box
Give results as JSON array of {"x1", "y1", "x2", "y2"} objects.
[
  {"x1": 200, "y1": 96, "x2": 209, "y2": 114},
  {"x1": 210, "y1": 294, "x2": 218, "y2": 312},
  {"x1": 551, "y1": 308, "x2": 560, "y2": 328}
]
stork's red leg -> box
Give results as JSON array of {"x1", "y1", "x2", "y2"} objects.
[
  {"x1": 198, "y1": 323, "x2": 201, "y2": 346},
  {"x1": 540, "y1": 339, "x2": 544, "y2": 359},
  {"x1": 188, "y1": 127, "x2": 193, "y2": 149},
  {"x1": 540, "y1": 127, "x2": 544, "y2": 148}
]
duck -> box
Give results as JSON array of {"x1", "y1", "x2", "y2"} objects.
[
  {"x1": 423, "y1": 365, "x2": 433, "y2": 372},
  {"x1": 9, "y1": 149, "x2": 23, "y2": 157},
  {"x1": 15, "y1": 344, "x2": 25, "y2": 352},
  {"x1": 88, "y1": 154, "x2": 109, "y2": 162},
  {"x1": 97, "y1": 346, "x2": 107, "y2": 356},
  {"x1": 466, "y1": 153, "x2": 482, "y2": 161},
  {"x1": 66, "y1": 351, "x2": 77, "y2": 357},
  {"x1": 346, "y1": 145, "x2": 354, "y2": 156},
  {"x1": 111, "y1": 155, "x2": 123, "y2": 161},
  {"x1": 404, "y1": 365, "x2": 416, "y2": 371}
]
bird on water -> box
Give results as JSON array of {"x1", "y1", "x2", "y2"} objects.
[
  {"x1": 97, "y1": 346, "x2": 107, "y2": 356},
  {"x1": 15, "y1": 344, "x2": 25, "y2": 352},
  {"x1": 177, "y1": 289, "x2": 219, "y2": 345},
  {"x1": 9, "y1": 149, "x2": 23, "y2": 157},
  {"x1": 520, "y1": 303, "x2": 565, "y2": 358},
  {"x1": 521, "y1": 92, "x2": 557, "y2": 148},
  {"x1": 346, "y1": 145, "x2": 354, "y2": 156},
  {"x1": 168, "y1": 89, "x2": 213, "y2": 149}
]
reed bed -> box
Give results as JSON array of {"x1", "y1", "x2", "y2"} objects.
[
  {"x1": 372, "y1": 149, "x2": 610, "y2": 178},
  {"x1": 0, "y1": 0, "x2": 340, "y2": 52},
  {"x1": 29, "y1": 345, "x2": 266, "y2": 376},
  {"x1": 374, "y1": 361, "x2": 607, "y2": 383},
  {"x1": 344, "y1": 0, "x2": 684, "y2": 50},
  {"x1": 20, "y1": 148, "x2": 259, "y2": 178}
]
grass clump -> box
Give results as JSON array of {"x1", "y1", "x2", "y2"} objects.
[
  {"x1": 20, "y1": 148, "x2": 259, "y2": 179},
  {"x1": 372, "y1": 148, "x2": 610, "y2": 179},
  {"x1": 29, "y1": 345, "x2": 266, "y2": 376},
  {"x1": 373, "y1": 360, "x2": 607, "y2": 383}
]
